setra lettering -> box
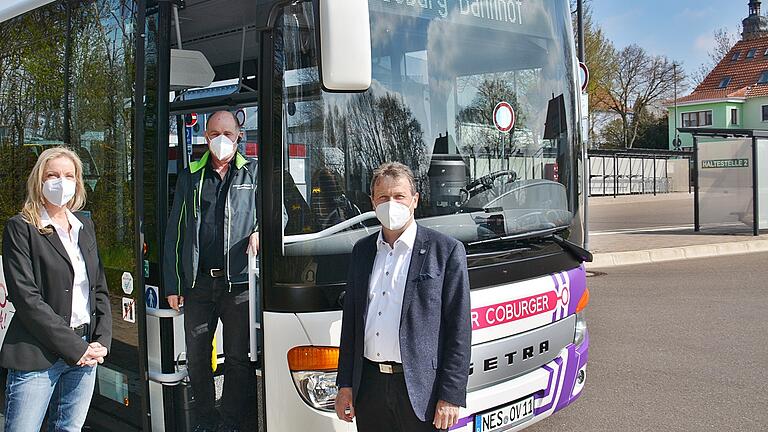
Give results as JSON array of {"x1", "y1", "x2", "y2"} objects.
[
  {"x1": 473, "y1": 340, "x2": 550, "y2": 375},
  {"x1": 522, "y1": 346, "x2": 534, "y2": 360},
  {"x1": 484, "y1": 357, "x2": 498, "y2": 371}
]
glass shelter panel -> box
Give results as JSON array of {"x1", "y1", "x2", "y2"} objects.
[
  {"x1": 758, "y1": 139, "x2": 768, "y2": 229},
  {"x1": 698, "y1": 138, "x2": 754, "y2": 230}
]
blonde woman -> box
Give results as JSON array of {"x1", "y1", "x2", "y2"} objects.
[{"x1": 1, "y1": 147, "x2": 112, "y2": 432}]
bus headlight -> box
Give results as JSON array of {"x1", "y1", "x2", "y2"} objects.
[
  {"x1": 290, "y1": 371, "x2": 339, "y2": 411},
  {"x1": 287, "y1": 346, "x2": 340, "y2": 412},
  {"x1": 573, "y1": 312, "x2": 587, "y2": 346}
]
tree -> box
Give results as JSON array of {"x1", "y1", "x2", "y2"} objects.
[
  {"x1": 632, "y1": 111, "x2": 670, "y2": 150},
  {"x1": 601, "y1": 45, "x2": 685, "y2": 149},
  {"x1": 457, "y1": 75, "x2": 522, "y2": 166},
  {"x1": 343, "y1": 91, "x2": 428, "y2": 195},
  {"x1": 571, "y1": 0, "x2": 618, "y2": 145},
  {"x1": 0, "y1": 0, "x2": 136, "y2": 267},
  {"x1": 691, "y1": 27, "x2": 739, "y2": 86}
]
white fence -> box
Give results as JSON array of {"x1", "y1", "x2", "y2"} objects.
[{"x1": 588, "y1": 155, "x2": 690, "y2": 196}]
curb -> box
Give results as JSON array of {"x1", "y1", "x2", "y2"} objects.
[{"x1": 587, "y1": 239, "x2": 768, "y2": 269}]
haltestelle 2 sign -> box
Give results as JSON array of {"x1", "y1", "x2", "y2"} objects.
[
  {"x1": 701, "y1": 158, "x2": 749, "y2": 169},
  {"x1": 471, "y1": 289, "x2": 568, "y2": 330}
]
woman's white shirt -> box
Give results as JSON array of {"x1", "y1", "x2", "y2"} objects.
[{"x1": 40, "y1": 209, "x2": 91, "y2": 327}]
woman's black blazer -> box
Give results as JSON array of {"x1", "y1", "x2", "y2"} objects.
[{"x1": 0, "y1": 213, "x2": 112, "y2": 370}]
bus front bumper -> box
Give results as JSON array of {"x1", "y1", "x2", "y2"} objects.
[{"x1": 450, "y1": 332, "x2": 589, "y2": 432}]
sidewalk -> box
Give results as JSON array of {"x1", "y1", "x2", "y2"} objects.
[{"x1": 586, "y1": 193, "x2": 768, "y2": 268}]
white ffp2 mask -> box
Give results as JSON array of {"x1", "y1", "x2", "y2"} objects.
[
  {"x1": 42, "y1": 178, "x2": 76, "y2": 207},
  {"x1": 209, "y1": 135, "x2": 236, "y2": 160},
  {"x1": 375, "y1": 201, "x2": 412, "y2": 231}
]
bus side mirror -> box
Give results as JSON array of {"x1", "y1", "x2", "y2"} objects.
[
  {"x1": 170, "y1": 49, "x2": 215, "y2": 91},
  {"x1": 317, "y1": 0, "x2": 371, "y2": 92}
]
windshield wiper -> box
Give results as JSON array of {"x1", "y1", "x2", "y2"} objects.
[
  {"x1": 468, "y1": 226, "x2": 593, "y2": 263},
  {"x1": 284, "y1": 211, "x2": 377, "y2": 244},
  {"x1": 551, "y1": 234, "x2": 593, "y2": 263}
]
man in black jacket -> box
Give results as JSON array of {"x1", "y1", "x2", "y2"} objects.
[
  {"x1": 163, "y1": 111, "x2": 260, "y2": 432},
  {"x1": 334, "y1": 162, "x2": 472, "y2": 431}
]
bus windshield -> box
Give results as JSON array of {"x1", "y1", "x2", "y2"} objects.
[{"x1": 273, "y1": 0, "x2": 580, "y2": 296}]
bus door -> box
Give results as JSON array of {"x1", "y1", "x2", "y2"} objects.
[
  {"x1": 142, "y1": 103, "x2": 264, "y2": 432},
  {"x1": 137, "y1": 0, "x2": 268, "y2": 430}
]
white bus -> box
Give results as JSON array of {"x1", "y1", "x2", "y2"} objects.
[{"x1": 0, "y1": 0, "x2": 591, "y2": 430}]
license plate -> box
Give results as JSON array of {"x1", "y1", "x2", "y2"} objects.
[{"x1": 474, "y1": 396, "x2": 535, "y2": 432}]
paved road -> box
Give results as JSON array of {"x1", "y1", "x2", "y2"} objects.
[
  {"x1": 527, "y1": 253, "x2": 768, "y2": 432},
  {"x1": 589, "y1": 193, "x2": 693, "y2": 233}
]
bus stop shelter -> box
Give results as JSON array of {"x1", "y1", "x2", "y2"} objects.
[{"x1": 679, "y1": 128, "x2": 768, "y2": 236}]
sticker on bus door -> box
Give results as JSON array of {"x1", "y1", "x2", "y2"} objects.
[{"x1": 122, "y1": 297, "x2": 135, "y2": 323}]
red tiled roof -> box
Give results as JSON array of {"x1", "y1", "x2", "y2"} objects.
[{"x1": 674, "y1": 37, "x2": 768, "y2": 104}]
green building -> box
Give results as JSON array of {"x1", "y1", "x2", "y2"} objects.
[{"x1": 667, "y1": 1, "x2": 768, "y2": 149}]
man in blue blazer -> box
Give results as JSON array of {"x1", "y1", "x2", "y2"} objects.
[{"x1": 335, "y1": 162, "x2": 471, "y2": 431}]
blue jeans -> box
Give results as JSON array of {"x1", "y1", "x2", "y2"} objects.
[{"x1": 4, "y1": 359, "x2": 97, "y2": 432}]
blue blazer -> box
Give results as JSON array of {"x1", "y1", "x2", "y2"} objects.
[{"x1": 337, "y1": 224, "x2": 472, "y2": 421}]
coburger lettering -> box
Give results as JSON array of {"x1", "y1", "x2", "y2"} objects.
[{"x1": 471, "y1": 291, "x2": 561, "y2": 330}]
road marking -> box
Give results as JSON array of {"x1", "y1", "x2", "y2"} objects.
[
  {"x1": 591, "y1": 222, "x2": 747, "y2": 236},
  {"x1": 591, "y1": 225, "x2": 694, "y2": 236}
]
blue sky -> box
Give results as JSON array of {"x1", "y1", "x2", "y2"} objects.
[{"x1": 591, "y1": 0, "x2": 748, "y2": 73}]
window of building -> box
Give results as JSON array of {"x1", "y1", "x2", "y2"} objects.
[
  {"x1": 718, "y1": 76, "x2": 732, "y2": 88},
  {"x1": 762, "y1": 105, "x2": 768, "y2": 121},
  {"x1": 764, "y1": 47, "x2": 768, "y2": 57},
  {"x1": 759, "y1": 71, "x2": 768, "y2": 84},
  {"x1": 747, "y1": 48, "x2": 757, "y2": 59},
  {"x1": 732, "y1": 51, "x2": 741, "y2": 61},
  {"x1": 730, "y1": 108, "x2": 739, "y2": 125},
  {"x1": 681, "y1": 110, "x2": 713, "y2": 127}
]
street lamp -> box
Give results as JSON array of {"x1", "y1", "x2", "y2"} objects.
[{"x1": 673, "y1": 62, "x2": 681, "y2": 150}]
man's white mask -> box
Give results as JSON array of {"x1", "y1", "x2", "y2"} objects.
[
  {"x1": 209, "y1": 135, "x2": 236, "y2": 160},
  {"x1": 375, "y1": 201, "x2": 412, "y2": 231}
]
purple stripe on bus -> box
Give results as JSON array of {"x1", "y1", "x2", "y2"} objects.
[
  {"x1": 551, "y1": 273, "x2": 560, "y2": 290},
  {"x1": 540, "y1": 364, "x2": 555, "y2": 398},
  {"x1": 449, "y1": 415, "x2": 473, "y2": 430},
  {"x1": 552, "y1": 331, "x2": 589, "y2": 413},
  {"x1": 551, "y1": 274, "x2": 562, "y2": 322},
  {"x1": 554, "y1": 346, "x2": 578, "y2": 412},
  {"x1": 566, "y1": 266, "x2": 587, "y2": 316},
  {"x1": 534, "y1": 356, "x2": 563, "y2": 414}
]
